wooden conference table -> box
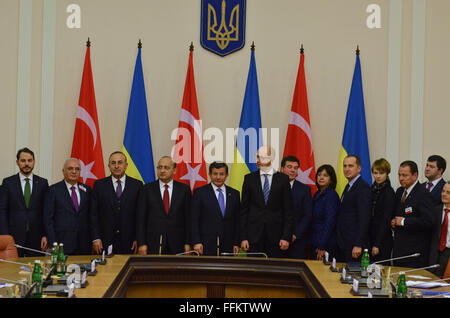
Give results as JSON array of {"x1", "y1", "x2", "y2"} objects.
[{"x1": 1, "y1": 255, "x2": 447, "y2": 298}]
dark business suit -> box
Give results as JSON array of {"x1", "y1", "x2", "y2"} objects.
[
  {"x1": 423, "y1": 179, "x2": 446, "y2": 206},
  {"x1": 370, "y1": 179, "x2": 396, "y2": 264},
  {"x1": 392, "y1": 182, "x2": 434, "y2": 268},
  {"x1": 336, "y1": 176, "x2": 371, "y2": 263},
  {"x1": 191, "y1": 183, "x2": 240, "y2": 256},
  {"x1": 309, "y1": 187, "x2": 340, "y2": 260},
  {"x1": 0, "y1": 174, "x2": 49, "y2": 256},
  {"x1": 240, "y1": 170, "x2": 293, "y2": 258},
  {"x1": 428, "y1": 204, "x2": 450, "y2": 277},
  {"x1": 287, "y1": 180, "x2": 312, "y2": 259},
  {"x1": 90, "y1": 175, "x2": 143, "y2": 254},
  {"x1": 43, "y1": 181, "x2": 92, "y2": 255},
  {"x1": 136, "y1": 180, "x2": 191, "y2": 255}
]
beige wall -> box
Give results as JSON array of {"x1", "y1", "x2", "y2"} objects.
[{"x1": 1, "y1": 0, "x2": 448, "y2": 186}]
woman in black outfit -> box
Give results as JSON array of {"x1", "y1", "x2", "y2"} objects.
[{"x1": 370, "y1": 158, "x2": 396, "y2": 264}]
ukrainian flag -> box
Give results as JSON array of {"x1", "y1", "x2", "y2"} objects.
[
  {"x1": 336, "y1": 50, "x2": 371, "y2": 197},
  {"x1": 122, "y1": 45, "x2": 155, "y2": 184},
  {"x1": 229, "y1": 47, "x2": 263, "y2": 194}
]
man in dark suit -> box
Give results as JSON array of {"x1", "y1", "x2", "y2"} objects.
[
  {"x1": 0, "y1": 148, "x2": 49, "y2": 257},
  {"x1": 136, "y1": 156, "x2": 191, "y2": 255},
  {"x1": 191, "y1": 162, "x2": 240, "y2": 256},
  {"x1": 336, "y1": 155, "x2": 371, "y2": 263},
  {"x1": 43, "y1": 158, "x2": 92, "y2": 255},
  {"x1": 428, "y1": 181, "x2": 450, "y2": 277},
  {"x1": 423, "y1": 155, "x2": 446, "y2": 206},
  {"x1": 391, "y1": 160, "x2": 434, "y2": 268},
  {"x1": 240, "y1": 146, "x2": 293, "y2": 258},
  {"x1": 280, "y1": 156, "x2": 312, "y2": 259},
  {"x1": 90, "y1": 151, "x2": 143, "y2": 255}
]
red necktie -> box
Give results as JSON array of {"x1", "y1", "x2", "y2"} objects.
[
  {"x1": 163, "y1": 184, "x2": 170, "y2": 215},
  {"x1": 427, "y1": 182, "x2": 433, "y2": 192},
  {"x1": 439, "y1": 208, "x2": 450, "y2": 252}
]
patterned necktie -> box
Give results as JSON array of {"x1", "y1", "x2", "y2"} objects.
[
  {"x1": 217, "y1": 188, "x2": 225, "y2": 217},
  {"x1": 401, "y1": 189, "x2": 408, "y2": 205},
  {"x1": 263, "y1": 174, "x2": 270, "y2": 205},
  {"x1": 163, "y1": 184, "x2": 170, "y2": 215},
  {"x1": 439, "y1": 208, "x2": 450, "y2": 252},
  {"x1": 116, "y1": 180, "x2": 122, "y2": 198},
  {"x1": 24, "y1": 178, "x2": 31, "y2": 208},
  {"x1": 427, "y1": 182, "x2": 433, "y2": 192},
  {"x1": 71, "y1": 186, "x2": 79, "y2": 212}
]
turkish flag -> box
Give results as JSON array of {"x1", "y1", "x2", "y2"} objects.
[
  {"x1": 283, "y1": 49, "x2": 316, "y2": 196},
  {"x1": 70, "y1": 42, "x2": 105, "y2": 188},
  {"x1": 173, "y1": 47, "x2": 207, "y2": 192}
]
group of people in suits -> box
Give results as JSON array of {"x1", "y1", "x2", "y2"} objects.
[{"x1": 0, "y1": 147, "x2": 448, "y2": 277}]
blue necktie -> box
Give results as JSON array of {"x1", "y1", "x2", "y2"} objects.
[
  {"x1": 263, "y1": 174, "x2": 270, "y2": 204},
  {"x1": 217, "y1": 188, "x2": 225, "y2": 217}
]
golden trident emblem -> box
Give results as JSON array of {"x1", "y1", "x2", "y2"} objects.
[{"x1": 207, "y1": 0, "x2": 239, "y2": 50}]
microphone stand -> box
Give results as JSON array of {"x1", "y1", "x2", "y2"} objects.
[
  {"x1": 176, "y1": 250, "x2": 200, "y2": 256},
  {"x1": 220, "y1": 252, "x2": 269, "y2": 258},
  {"x1": 14, "y1": 244, "x2": 51, "y2": 256}
]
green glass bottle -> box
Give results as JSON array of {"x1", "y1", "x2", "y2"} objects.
[
  {"x1": 57, "y1": 243, "x2": 66, "y2": 277},
  {"x1": 51, "y1": 242, "x2": 58, "y2": 275},
  {"x1": 361, "y1": 249, "x2": 370, "y2": 277},
  {"x1": 396, "y1": 272, "x2": 408, "y2": 298},
  {"x1": 32, "y1": 260, "x2": 43, "y2": 298}
]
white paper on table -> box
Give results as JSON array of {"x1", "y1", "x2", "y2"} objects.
[
  {"x1": 91, "y1": 259, "x2": 96, "y2": 273},
  {"x1": 406, "y1": 281, "x2": 450, "y2": 288},
  {"x1": 342, "y1": 268, "x2": 347, "y2": 280},
  {"x1": 352, "y1": 278, "x2": 359, "y2": 293},
  {"x1": 108, "y1": 245, "x2": 113, "y2": 255},
  {"x1": 0, "y1": 283, "x2": 14, "y2": 289}
]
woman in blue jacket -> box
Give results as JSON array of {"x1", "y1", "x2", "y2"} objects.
[{"x1": 309, "y1": 165, "x2": 340, "y2": 261}]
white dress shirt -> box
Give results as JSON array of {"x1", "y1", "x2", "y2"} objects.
[
  {"x1": 260, "y1": 168, "x2": 275, "y2": 191},
  {"x1": 211, "y1": 183, "x2": 226, "y2": 207},
  {"x1": 400, "y1": 180, "x2": 420, "y2": 226},
  {"x1": 19, "y1": 172, "x2": 33, "y2": 194},
  {"x1": 441, "y1": 205, "x2": 450, "y2": 248},
  {"x1": 65, "y1": 181, "x2": 81, "y2": 205},
  {"x1": 112, "y1": 175, "x2": 126, "y2": 192},
  {"x1": 159, "y1": 179, "x2": 174, "y2": 203},
  {"x1": 427, "y1": 177, "x2": 443, "y2": 192}
]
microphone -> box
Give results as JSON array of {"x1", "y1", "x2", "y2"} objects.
[
  {"x1": 14, "y1": 244, "x2": 51, "y2": 256},
  {"x1": 221, "y1": 252, "x2": 269, "y2": 258},
  {"x1": 176, "y1": 250, "x2": 200, "y2": 256},
  {"x1": 390, "y1": 264, "x2": 440, "y2": 276},
  {"x1": 372, "y1": 253, "x2": 420, "y2": 265}
]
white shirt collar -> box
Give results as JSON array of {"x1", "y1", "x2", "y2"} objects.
[
  {"x1": 112, "y1": 174, "x2": 126, "y2": 184},
  {"x1": 19, "y1": 172, "x2": 33, "y2": 182},
  {"x1": 211, "y1": 183, "x2": 226, "y2": 193},
  {"x1": 428, "y1": 177, "x2": 443, "y2": 187},
  {"x1": 290, "y1": 179, "x2": 295, "y2": 188},
  {"x1": 159, "y1": 179, "x2": 173, "y2": 189},
  {"x1": 64, "y1": 180, "x2": 78, "y2": 191},
  {"x1": 260, "y1": 168, "x2": 275, "y2": 176},
  {"x1": 406, "y1": 179, "x2": 420, "y2": 194}
]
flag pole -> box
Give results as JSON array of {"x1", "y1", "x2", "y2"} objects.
[
  {"x1": 356, "y1": 45, "x2": 360, "y2": 55},
  {"x1": 190, "y1": 41, "x2": 194, "y2": 52},
  {"x1": 86, "y1": 37, "x2": 91, "y2": 47},
  {"x1": 300, "y1": 44, "x2": 304, "y2": 54},
  {"x1": 138, "y1": 39, "x2": 142, "y2": 49},
  {"x1": 251, "y1": 41, "x2": 255, "y2": 51}
]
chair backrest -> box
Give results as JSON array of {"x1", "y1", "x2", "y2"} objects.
[
  {"x1": 0, "y1": 235, "x2": 19, "y2": 260},
  {"x1": 444, "y1": 257, "x2": 450, "y2": 279}
]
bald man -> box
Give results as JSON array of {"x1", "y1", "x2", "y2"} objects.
[
  {"x1": 43, "y1": 159, "x2": 92, "y2": 255},
  {"x1": 240, "y1": 146, "x2": 293, "y2": 258}
]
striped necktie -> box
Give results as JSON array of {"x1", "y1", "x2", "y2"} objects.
[{"x1": 263, "y1": 174, "x2": 270, "y2": 204}]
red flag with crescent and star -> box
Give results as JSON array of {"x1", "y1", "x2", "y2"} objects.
[
  {"x1": 283, "y1": 48, "x2": 316, "y2": 196},
  {"x1": 173, "y1": 45, "x2": 207, "y2": 192},
  {"x1": 70, "y1": 40, "x2": 105, "y2": 188}
]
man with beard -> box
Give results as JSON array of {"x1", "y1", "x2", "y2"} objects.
[{"x1": 0, "y1": 148, "x2": 49, "y2": 256}]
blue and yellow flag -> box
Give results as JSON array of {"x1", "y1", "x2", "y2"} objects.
[
  {"x1": 229, "y1": 48, "x2": 263, "y2": 194},
  {"x1": 336, "y1": 51, "x2": 371, "y2": 196},
  {"x1": 122, "y1": 45, "x2": 155, "y2": 184}
]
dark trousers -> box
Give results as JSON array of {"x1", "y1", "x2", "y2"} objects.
[
  {"x1": 249, "y1": 225, "x2": 287, "y2": 259},
  {"x1": 337, "y1": 247, "x2": 361, "y2": 263}
]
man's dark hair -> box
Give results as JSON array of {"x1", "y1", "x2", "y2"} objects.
[
  {"x1": 345, "y1": 154, "x2": 362, "y2": 167},
  {"x1": 315, "y1": 164, "x2": 337, "y2": 190},
  {"x1": 16, "y1": 147, "x2": 35, "y2": 160},
  {"x1": 427, "y1": 155, "x2": 446, "y2": 174},
  {"x1": 109, "y1": 151, "x2": 127, "y2": 163},
  {"x1": 209, "y1": 161, "x2": 228, "y2": 174},
  {"x1": 281, "y1": 156, "x2": 300, "y2": 168},
  {"x1": 400, "y1": 160, "x2": 418, "y2": 175}
]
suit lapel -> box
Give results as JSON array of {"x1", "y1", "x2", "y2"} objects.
[
  {"x1": 60, "y1": 181, "x2": 77, "y2": 213},
  {"x1": 254, "y1": 171, "x2": 266, "y2": 205},
  {"x1": 28, "y1": 177, "x2": 41, "y2": 209},
  {"x1": 169, "y1": 181, "x2": 180, "y2": 216},
  {"x1": 13, "y1": 174, "x2": 27, "y2": 209},
  {"x1": 208, "y1": 184, "x2": 224, "y2": 219}
]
